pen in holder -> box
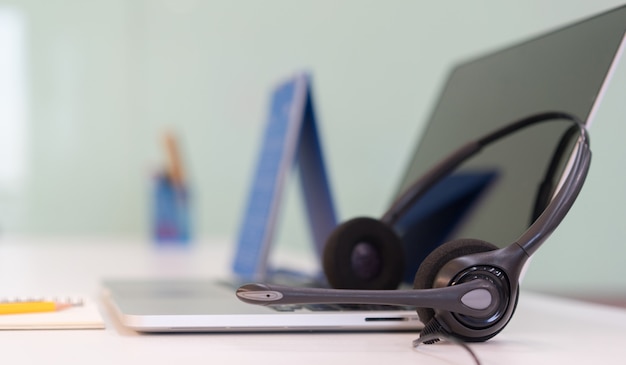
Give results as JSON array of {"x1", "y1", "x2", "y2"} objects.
[
  {"x1": 152, "y1": 173, "x2": 192, "y2": 244},
  {"x1": 151, "y1": 131, "x2": 192, "y2": 245}
]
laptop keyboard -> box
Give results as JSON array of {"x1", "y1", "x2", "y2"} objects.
[{"x1": 270, "y1": 303, "x2": 416, "y2": 312}]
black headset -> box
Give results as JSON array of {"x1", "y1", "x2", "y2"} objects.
[{"x1": 237, "y1": 111, "x2": 591, "y2": 344}]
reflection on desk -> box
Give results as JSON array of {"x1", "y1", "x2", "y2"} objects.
[{"x1": 0, "y1": 237, "x2": 625, "y2": 365}]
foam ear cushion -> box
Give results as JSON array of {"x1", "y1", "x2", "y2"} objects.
[
  {"x1": 412, "y1": 238, "x2": 498, "y2": 324},
  {"x1": 323, "y1": 217, "x2": 404, "y2": 290}
]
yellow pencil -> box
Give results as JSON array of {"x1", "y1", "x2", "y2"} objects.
[
  {"x1": 0, "y1": 301, "x2": 74, "y2": 315},
  {"x1": 163, "y1": 131, "x2": 185, "y2": 189}
]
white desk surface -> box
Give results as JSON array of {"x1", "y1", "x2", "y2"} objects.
[{"x1": 0, "y1": 236, "x2": 624, "y2": 365}]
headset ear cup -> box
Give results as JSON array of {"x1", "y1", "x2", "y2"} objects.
[
  {"x1": 412, "y1": 238, "x2": 499, "y2": 324},
  {"x1": 323, "y1": 217, "x2": 404, "y2": 290}
]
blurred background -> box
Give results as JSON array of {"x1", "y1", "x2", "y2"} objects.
[{"x1": 0, "y1": 0, "x2": 625, "y2": 303}]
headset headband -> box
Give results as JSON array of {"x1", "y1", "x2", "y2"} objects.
[{"x1": 382, "y1": 111, "x2": 591, "y2": 256}]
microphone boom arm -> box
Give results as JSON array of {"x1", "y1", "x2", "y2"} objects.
[{"x1": 236, "y1": 280, "x2": 499, "y2": 318}]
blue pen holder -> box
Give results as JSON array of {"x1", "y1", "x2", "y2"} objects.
[{"x1": 152, "y1": 174, "x2": 192, "y2": 245}]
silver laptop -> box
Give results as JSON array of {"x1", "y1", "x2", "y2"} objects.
[
  {"x1": 102, "y1": 5, "x2": 626, "y2": 333},
  {"x1": 102, "y1": 278, "x2": 421, "y2": 332}
]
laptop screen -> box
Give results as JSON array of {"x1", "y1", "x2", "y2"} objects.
[{"x1": 393, "y1": 5, "x2": 626, "y2": 281}]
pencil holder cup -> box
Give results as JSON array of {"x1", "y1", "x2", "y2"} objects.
[{"x1": 151, "y1": 173, "x2": 192, "y2": 245}]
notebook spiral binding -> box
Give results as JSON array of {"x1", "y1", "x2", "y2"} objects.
[{"x1": 0, "y1": 296, "x2": 84, "y2": 307}]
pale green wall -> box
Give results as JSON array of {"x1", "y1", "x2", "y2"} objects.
[{"x1": 0, "y1": 0, "x2": 624, "y2": 297}]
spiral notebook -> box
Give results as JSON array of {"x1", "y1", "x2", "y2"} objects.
[{"x1": 0, "y1": 296, "x2": 105, "y2": 330}]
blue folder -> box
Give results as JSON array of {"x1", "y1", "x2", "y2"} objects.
[{"x1": 232, "y1": 73, "x2": 338, "y2": 281}]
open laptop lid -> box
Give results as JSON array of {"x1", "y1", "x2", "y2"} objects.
[{"x1": 393, "y1": 5, "x2": 626, "y2": 281}]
